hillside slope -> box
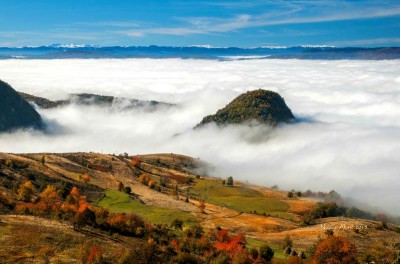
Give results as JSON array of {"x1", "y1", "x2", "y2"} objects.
[
  {"x1": 0, "y1": 80, "x2": 43, "y2": 132},
  {"x1": 1, "y1": 152, "x2": 399, "y2": 263}
]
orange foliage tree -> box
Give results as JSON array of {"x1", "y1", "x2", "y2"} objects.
[
  {"x1": 37, "y1": 185, "x2": 62, "y2": 214},
  {"x1": 138, "y1": 173, "x2": 150, "y2": 185},
  {"x1": 311, "y1": 236, "x2": 358, "y2": 264},
  {"x1": 82, "y1": 173, "x2": 90, "y2": 184},
  {"x1": 214, "y1": 229, "x2": 247, "y2": 259},
  {"x1": 17, "y1": 181, "x2": 35, "y2": 202},
  {"x1": 84, "y1": 246, "x2": 103, "y2": 264},
  {"x1": 62, "y1": 186, "x2": 93, "y2": 223},
  {"x1": 131, "y1": 157, "x2": 141, "y2": 166}
]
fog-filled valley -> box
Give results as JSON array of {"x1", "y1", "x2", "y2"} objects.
[{"x1": 0, "y1": 58, "x2": 399, "y2": 214}]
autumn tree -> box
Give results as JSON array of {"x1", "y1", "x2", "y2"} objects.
[
  {"x1": 62, "y1": 187, "x2": 88, "y2": 219},
  {"x1": 138, "y1": 173, "x2": 150, "y2": 185},
  {"x1": 79, "y1": 244, "x2": 104, "y2": 264},
  {"x1": 85, "y1": 246, "x2": 103, "y2": 264},
  {"x1": 17, "y1": 181, "x2": 35, "y2": 202},
  {"x1": 75, "y1": 202, "x2": 96, "y2": 228},
  {"x1": 131, "y1": 157, "x2": 141, "y2": 166},
  {"x1": 82, "y1": 173, "x2": 90, "y2": 184},
  {"x1": 311, "y1": 236, "x2": 358, "y2": 264},
  {"x1": 37, "y1": 185, "x2": 62, "y2": 213},
  {"x1": 214, "y1": 230, "x2": 247, "y2": 260}
]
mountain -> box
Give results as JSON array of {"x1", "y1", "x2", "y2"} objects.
[
  {"x1": 1, "y1": 45, "x2": 399, "y2": 60},
  {"x1": 0, "y1": 80, "x2": 43, "y2": 132},
  {"x1": 196, "y1": 89, "x2": 295, "y2": 127},
  {"x1": 19, "y1": 92, "x2": 173, "y2": 110}
]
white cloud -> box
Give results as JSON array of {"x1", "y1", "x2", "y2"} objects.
[
  {"x1": 117, "y1": 1, "x2": 400, "y2": 37},
  {"x1": 0, "y1": 58, "x2": 399, "y2": 214}
]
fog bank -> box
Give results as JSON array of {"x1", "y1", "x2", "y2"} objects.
[{"x1": 0, "y1": 58, "x2": 399, "y2": 214}]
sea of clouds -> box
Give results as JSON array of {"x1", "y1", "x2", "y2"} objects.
[{"x1": 0, "y1": 58, "x2": 399, "y2": 214}]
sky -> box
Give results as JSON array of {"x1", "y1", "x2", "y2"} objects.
[{"x1": 1, "y1": 0, "x2": 400, "y2": 47}]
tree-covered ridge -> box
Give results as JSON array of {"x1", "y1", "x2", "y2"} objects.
[
  {"x1": 0, "y1": 80, "x2": 43, "y2": 132},
  {"x1": 197, "y1": 89, "x2": 295, "y2": 127},
  {"x1": 19, "y1": 92, "x2": 173, "y2": 110}
]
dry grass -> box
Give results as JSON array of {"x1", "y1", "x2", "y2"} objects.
[{"x1": 0, "y1": 215, "x2": 137, "y2": 264}]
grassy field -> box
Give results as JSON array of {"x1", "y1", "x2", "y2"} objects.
[
  {"x1": 246, "y1": 237, "x2": 288, "y2": 263},
  {"x1": 192, "y1": 179, "x2": 295, "y2": 221},
  {"x1": 0, "y1": 223, "x2": 11, "y2": 240},
  {"x1": 98, "y1": 190, "x2": 197, "y2": 226}
]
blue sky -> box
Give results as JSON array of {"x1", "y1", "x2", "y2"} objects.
[{"x1": 1, "y1": 0, "x2": 400, "y2": 47}]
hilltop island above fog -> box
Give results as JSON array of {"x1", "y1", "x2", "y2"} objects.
[
  {"x1": 196, "y1": 89, "x2": 295, "y2": 128},
  {"x1": 0, "y1": 80, "x2": 43, "y2": 132}
]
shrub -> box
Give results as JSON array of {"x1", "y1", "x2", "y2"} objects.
[
  {"x1": 124, "y1": 186, "x2": 131, "y2": 194},
  {"x1": 37, "y1": 246, "x2": 54, "y2": 264},
  {"x1": 227, "y1": 177, "x2": 233, "y2": 186},
  {"x1": 324, "y1": 229, "x2": 334, "y2": 236},
  {"x1": 172, "y1": 252, "x2": 203, "y2": 264},
  {"x1": 210, "y1": 253, "x2": 230, "y2": 264},
  {"x1": 118, "y1": 182, "x2": 124, "y2": 192},
  {"x1": 185, "y1": 224, "x2": 204, "y2": 239},
  {"x1": 259, "y1": 245, "x2": 274, "y2": 262},
  {"x1": 287, "y1": 192, "x2": 294, "y2": 198},
  {"x1": 198, "y1": 200, "x2": 206, "y2": 214},
  {"x1": 171, "y1": 218, "x2": 184, "y2": 230},
  {"x1": 249, "y1": 248, "x2": 258, "y2": 260},
  {"x1": 148, "y1": 179, "x2": 157, "y2": 189},
  {"x1": 282, "y1": 235, "x2": 293, "y2": 250}
]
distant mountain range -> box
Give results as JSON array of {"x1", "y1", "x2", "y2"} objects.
[{"x1": 0, "y1": 45, "x2": 399, "y2": 60}]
